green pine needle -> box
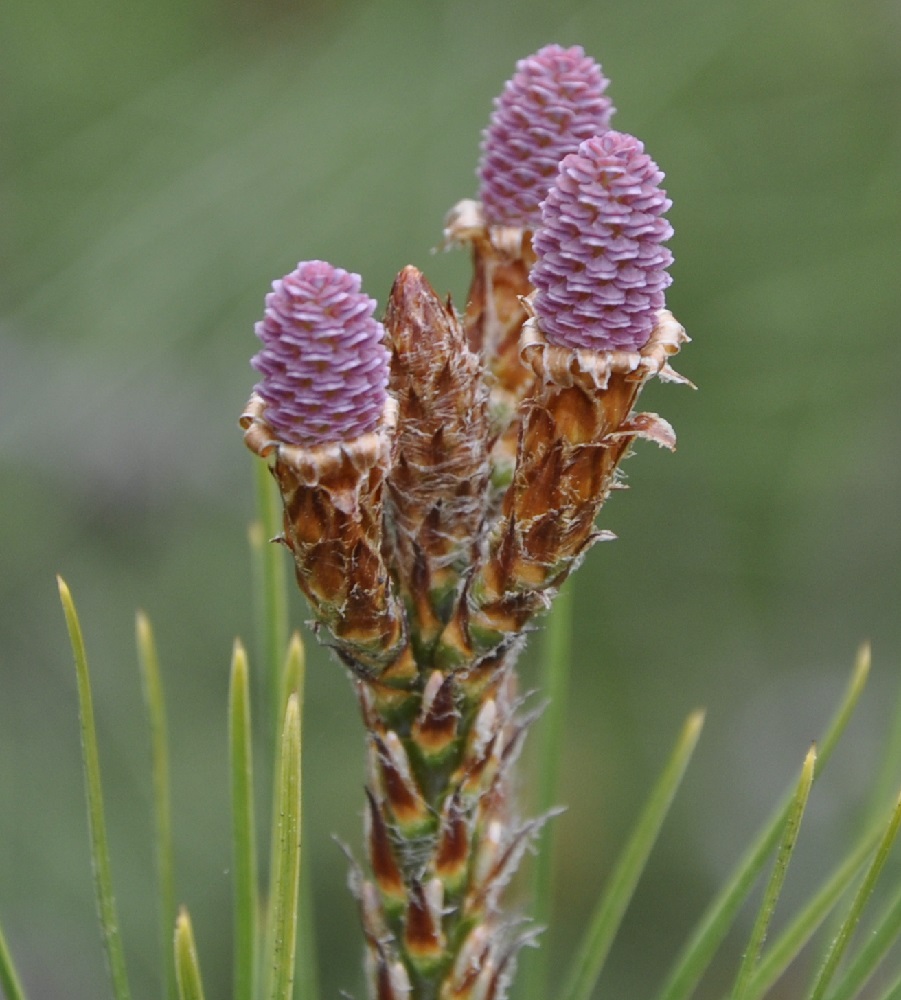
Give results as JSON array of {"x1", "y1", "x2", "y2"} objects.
[
  {"x1": 136, "y1": 611, "x2": 178, "y2": 1000},
  {"x1": 174, "y1": 909, "x2": 207, "y2": 1000},
  {"x1": 277, "y1": 633, "x2": 320, "y2": 1000},
  {"x1": 828, "y1": 872, "x2": 901, "y2": 1000},
  {"x1": 657, "y1": 646, "x2": 870, "y2": 1000},
  {"x1": 251, "y1": 458, "x2": 290, "y2": 738},
  {"x1": 57, "y1": 576, "x2": 133, "y2": 1000},
  {"x1": 0, "y1": 919, "x2": 28, "y2": 1000},
  {"x1": 275, "y1": 634, "x2": 304, "y2": 762},
  {"x1": 295, "y1": 868, "x2": 320, "y2": 1000},
  {"x1": 229, "y1": 641, "x2": 258, "y2": 1000},
  {"x1": 263, "y1": 639, "x2": 308, "y2": 1000},
  {"x1": 558, "y1": 708, "x2": 705, "y2": 1000},
  {"x1": 856, "y1": 642, "x2": 898, "y2": 824},
  {"x1": 731, "y1": 745, "x2": 816, "y2": 1000},
  {"x1": 264, "y1": 693, "x2": 303, "y2": 1000},
  {"x1": 743, "y1": 814, "x2": 886, "y2": 1000},
  {"x1": 807, "y1": 791, "x2": 901, "y2": 1000},
  {"x1": 873, "y1": 963, "x2": 901, "y2": 1000}
]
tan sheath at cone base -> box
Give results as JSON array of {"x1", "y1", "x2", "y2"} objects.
[{"x1": 241, "y1": 393, "x2": 408, "y2": 675}]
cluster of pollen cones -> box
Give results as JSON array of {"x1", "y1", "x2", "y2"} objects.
[
  {"x1": 240, "y1": 44, "x2": 689, "y2": 1000},
  {"x1": 241, "y1": 251, "x2": 687, "y2": 1000}
]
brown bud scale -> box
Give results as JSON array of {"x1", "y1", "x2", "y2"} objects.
[{"x1": 385, "y1": 267, "x2": 492, "y2": 649}]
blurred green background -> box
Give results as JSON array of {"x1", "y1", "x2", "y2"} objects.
[{"x1": 2, "y1": 0, "x2": 900, "y2": 997}]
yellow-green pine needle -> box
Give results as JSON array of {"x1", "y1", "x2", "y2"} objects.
[
  {"x1": 174, "y1": 909, "x2": 206, "y2": 1000},
  {"x1": 265, "y1": 694, "x2": 302, "y2": 1000},
  {"x1": 251, "y1": 458, "x2": 289, "y2": 738},
  {"x1": 807, "y1": 791, "x2": 901, "y2": 1000},
  {"x1": 58, "y1": 576, "x2": 132, "y2": 1000},
  {"x1": 828, "y1": 874, "x2": 901, "y2": 1000},
  {"x1": 296, "y1": 867, "x2": 320, "y2": 1000},
  {"x1": 136, "y1": 611, "x2": 177, "y2": 1000},
  {"x1": 275, "y1": 634, "x2": 304, "y2": 760},
  {"x1": 872, "y1": 963, "x2": 901, "y2": 1000},
  {"x1": 0, "y1": 919, "x2": 28, "y2": 1000},
  {"x1": 861, "y1": 644, "x2": 901, "y2": 827},
  {"x1": 559, "y1": 709, "x2": 705, "y2": 1000},
  {"x1": 744, "y1": 816, "x2": 885, "y2": 1000},
  {"x1": 265, "y1": 637, "x2": 306, "y2": 946},
  {"x1": 277, "y1": 633, "x2": 320, "y2": 1000},
  {"x1": 658, "y1": 649, "x2": 870, "y2": 1000},
  {"x1": 817, "y1": 645, "x2": 871, "y2": 765},
  {"x1": 731, "y1": 745, "x2": 816, "y2": 1000},
  {"x1": 229, "y1": 641, "x2": 257, "y2": 1000}
]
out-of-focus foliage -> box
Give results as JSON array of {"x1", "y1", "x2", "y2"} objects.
[{"x1": 1, "y1": 0, "x2": 899, "y2": 998}]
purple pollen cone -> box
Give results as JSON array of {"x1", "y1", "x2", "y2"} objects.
[
  {"x1": 251, "y1": 260, "x2": 390, "y2": 447},
  {"x1": 478, "y1": 44, "x2": 615, "y2": 229},
  {"x1": 531, "y1": 131, "x2": 674, "y2": 353}
]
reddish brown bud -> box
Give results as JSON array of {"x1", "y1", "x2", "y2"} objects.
[
  {"x1": 385, "y1": 266, "x2": 491, "y2": 645},
  {"x1": 404, "y1": 878, "x2": 446, "y2": 967},
  {"x1": 444, "y1": 200, "x2": 537, "y2": 477},
  {"x1": 365, "y1": 788, "x2": 406, "y2": 908},
  {"x1": 412, "y1": 672, "x2": 460, "y2": 758},
  {"x1": 358, "y1": 878, "x2": 391, "y2": 949},
  {"x1": 373, "y1": 732, "x2": 431, "y2": 835},
  {"x1": 455, "y1": 698, "x2": 501, "y2": 799},
  {"x1": 434, "y1": 791, "x2": 470, "y2": 890}
]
